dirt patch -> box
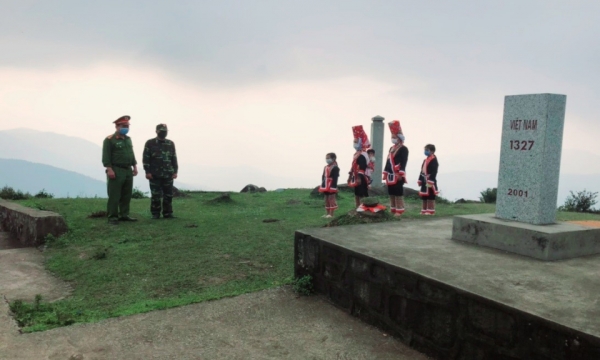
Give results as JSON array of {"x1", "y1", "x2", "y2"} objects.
[
  {"x1": 87, "y1": 211, "x2": 107, "y2": 218},
  {"x1": 568, "y1": 220, "x2": 600, "y2": 228},
  {"x1": 206, "y1": 193, "x2": 233, "y2": 204}
]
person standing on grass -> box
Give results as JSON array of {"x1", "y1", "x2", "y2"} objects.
[
  {"x1": 418, "y1": 144, "x2": 439, "y2": 215},
  {"x1": 319, "y1": 152, "x2": 340, "y2": 218},
  {"x1": 348, "y1": 125, "x2": 370, "y2": 208},
  {"x1": 102, "y1": 115, "x2": 138, "y2": 225},
  {"x1": 143, "y1": 123, "x2": 178, "y2": 219},
  {"x1": 383, "y1": 120, "x2": 409, "y2": 217}
]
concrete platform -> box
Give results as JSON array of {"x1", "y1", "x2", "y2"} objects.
[
  {"x1": 452, "y1": 213, "x2": 600, "y2": 261},
  {"x1": 295, "y1": 218, "x2": 600, "y2": 359}
]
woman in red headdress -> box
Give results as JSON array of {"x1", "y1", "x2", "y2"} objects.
[
  {"x1": 383, "y1": 120, "x2": 409, "y2": 216},
  {"x1": 348, "y1": 125, "x2": 370, "y2": 208}
]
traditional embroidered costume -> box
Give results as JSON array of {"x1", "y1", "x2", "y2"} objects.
[
  {"x1": 418, "y1": 153, "x2": 439, "y2": 215},
  {"x1": 383, "y1": 120, "x2": 409, "y2": 215},
  {"x1": 319, "y1": 161, "x2": 340, "y2": 214},
  {"x1": 348, "y1": 125, "x2": 370, "y2": 199},
  {"x1": 365, "y1": 156, "x2": 375, "y2": 185}
]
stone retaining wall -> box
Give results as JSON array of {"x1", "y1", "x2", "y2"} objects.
[
  {"x1": 0, "y1": 200, "x2": 68, "y2": 247},
  {"x1": 295, "y1": 232, "x2": 600, "y2": 360}
]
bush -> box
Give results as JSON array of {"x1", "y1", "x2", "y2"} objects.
[
  {"x1": 559, "y1": 190, "x2": 598, "y2": 213},
  {"x1": 9, "y1": 295, "x2": 75, "y2": 328},
  {"x1": 292, "y1": 275, "x2": 314, "y2": 296},
  {"x1": 131, "y1": 187, "x2": 148, "y2": 199},
  {"x1": 0, "y1": 186, "x2": 31, "y2": 200},
  {"x1": 479, "y1": 188, "x2": 497, "y2": 204},
  {"x1": 34, "y1": 189, "x2": 54, "y2": 199}
]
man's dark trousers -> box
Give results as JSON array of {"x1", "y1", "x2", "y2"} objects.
[
  {"x1": 150, "y1": 177, "x2": 173, "y2": 216},
  {"x1": 107, "y1": 167, "x2": 133, "y2": 220}
]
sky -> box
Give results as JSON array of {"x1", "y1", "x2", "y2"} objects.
[{"x1": 1, "y1": 0, "x2": 599, "y2": 194}]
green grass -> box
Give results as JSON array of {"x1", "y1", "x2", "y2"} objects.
[{"x1": 9, "y1": 190, "x2": 600, "y2": 332}]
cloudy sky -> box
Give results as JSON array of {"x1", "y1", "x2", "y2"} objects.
[{"x1": 1, "y1": 1, "x2": 599, "y2": 192}]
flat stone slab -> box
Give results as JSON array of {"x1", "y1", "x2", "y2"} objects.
[
  {"x1": 452, "y1": 213, "x2": 600, "y2": 261},
  {"x1": 296, "y1": 218, "x2": 600, "y2": 358},
  {"x1": 0, "y1": 287, "x2": 429, "y2": 360},
  {"x1": 0, "y1": 199, "x2": 68, "y2": 246},
  {"x1": 0, "y1": 247, "x2": 72, "y2": 302}
]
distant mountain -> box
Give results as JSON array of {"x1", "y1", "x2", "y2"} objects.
[
  {"x1": 0, "y1": 128, "x2": 106, "y2": 181},
  {"x1": 0, "y1": 159, "x2": 109, "y2": 198},
  {"x1": 0, "y1": 128, "x2": 197, "y2": 193}
]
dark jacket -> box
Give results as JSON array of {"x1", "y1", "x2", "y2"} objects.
[{"x1": 142, "y1": 138, "x2": 178, "y2": 178}]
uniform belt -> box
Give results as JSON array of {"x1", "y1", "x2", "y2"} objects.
[{"x1": 112, "y1": 164, "x2": 131, "y2": 169}]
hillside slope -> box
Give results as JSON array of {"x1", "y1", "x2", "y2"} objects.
[{"x1": 0, "y1": 158, "x2": 110, "y2": 198}]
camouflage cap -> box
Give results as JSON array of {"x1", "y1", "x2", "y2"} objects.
[
  {"x1": 156, "y1": 123, "x2": 168, "y2": 131},
  {"x1": 113, "y1": 115, "x2": 131, "y2": 125}
]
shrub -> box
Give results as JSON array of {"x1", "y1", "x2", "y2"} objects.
[
  {"x1": 131, "y1": 187, "x2": 148, "y2": 199},
  {"x1": 479, "y1": 188, "x2": 497, "y2": 204},
  {"x1": 293, "y1": 275, "x2": 314, "y2": 296},
  {"x1": 9, "y1": 295, "x2": 75, "y2": 328},
  {"x1": 34, "y1": 189, "x2": 54, "y2": 199},
  {"x1": 559, "y1": 190, "x2": 598, "y2": 213},
  {"x1": 0, "y1": 186, "x2": 31, "y2": 200}
]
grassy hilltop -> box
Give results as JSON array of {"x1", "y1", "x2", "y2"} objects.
[{"x1": 9, "y1": 189, "x2": 600, "y2": 332}]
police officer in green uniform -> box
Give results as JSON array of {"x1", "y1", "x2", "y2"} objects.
[
  {"x1": 143, "y1": 123, "x2": 178, "y2": 219},
  {"x1": 102, "y1": 115, "x2": 138, "y2": 225}
]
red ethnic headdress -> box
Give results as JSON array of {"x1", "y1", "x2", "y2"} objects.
[
  {"x1": 352, "y1": 125, "x2": 371, "y2": 150},
  {"x1": 388, "y1": 120, "x2": 402, "y2": 136}
]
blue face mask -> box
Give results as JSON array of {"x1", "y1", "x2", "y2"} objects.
[
  {"x1": 119, "y1": 128, "x2": 129, "y2": 136},
  {"x1": 424, "y1": 150, "x2": 431, "y2": 156}
]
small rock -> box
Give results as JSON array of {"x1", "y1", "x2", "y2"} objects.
[
  {"x1": 310, "y1": 186, "x2": 323, "y2": 197},
  {"x1": 69, "y1": 354, "x2": 84, "y2": 360},
  {"x1": 172, "y1": 186, "x2": 190, "y2": 198},
  {"x1": 403, "y1": 187, "x2": 419, "y2": 197},
  {"x1": 241, "y1": 184, "x2": 260, "y2": 193}
]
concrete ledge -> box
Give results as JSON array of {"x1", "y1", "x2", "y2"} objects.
[
  {"x1": 0, "y1": 200, "x2": 67, "y2": 247},
  {"x1": 295, "y1": 219, "x2": 600, "y2": 359},
  {"x1": 452, "y1": 213, "x2": 600, "y2": 261}
]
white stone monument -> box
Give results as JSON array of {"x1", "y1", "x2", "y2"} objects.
[
  {"x1": 496, "y1": 94, "x2": 567, "y2": 225},
  {"x1": 452, "y1": 93, "x2": 600, "y2": 261}
]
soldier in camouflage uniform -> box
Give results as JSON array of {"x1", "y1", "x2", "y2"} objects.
[
  {"x1": 143, "y1": 124, "x2": 178, "y2": 219},
  {"x1": 102, "y1": 115, "x2": 139, "y2": 225}
]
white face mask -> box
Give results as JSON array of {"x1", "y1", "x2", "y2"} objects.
[
  {"x1": 370, "y1": 157, "x2": 375, "y2": 162},
  {"x1": 391, "y1": 138, "x2": 398, "y2": 144},
  {"x1": 326, "y1": 158, "x2": 333, "y2": 164}
]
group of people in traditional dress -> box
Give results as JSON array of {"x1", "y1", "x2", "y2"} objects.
[{"x1": 318, "y1": 120, "x2": 439, "y2": 218}]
